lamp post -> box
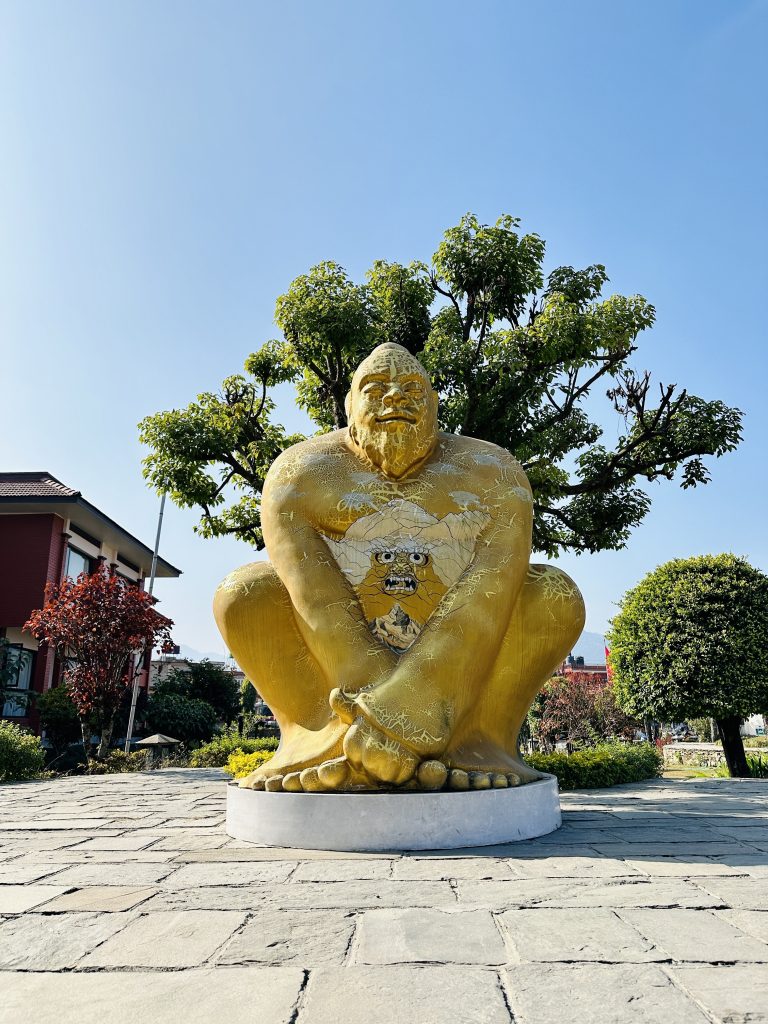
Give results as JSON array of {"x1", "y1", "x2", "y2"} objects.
[{"x1": 124, "y1": 492, "x2": 166, "y2": 755}]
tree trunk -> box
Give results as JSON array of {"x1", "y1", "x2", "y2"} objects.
[
  {"x1": 96, "y1": 719, "x2": 114, "y2": 760},
  {"x1": 715, "y1": 716, "x2": 750, "y2": 778},
  {"x1": 80, "y1": 719, "x2": 92, "y2": 765}
]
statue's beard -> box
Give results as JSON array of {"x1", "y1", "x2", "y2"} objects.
[{"x1": 349, "y1": 418, "x2": 437, "y2": 479}]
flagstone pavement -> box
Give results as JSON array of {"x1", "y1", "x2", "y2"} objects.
[{"x1": 1, "y1": 769, "x2": 767, "y2": 1023}]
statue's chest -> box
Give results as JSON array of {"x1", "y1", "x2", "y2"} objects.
[{"x1": 321, "y1": 493, "x2": 490, "y2": 655}]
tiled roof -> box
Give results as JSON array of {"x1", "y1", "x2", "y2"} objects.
[{"x1": 0, "y1": 472, "x2": 79, "y2": 498}]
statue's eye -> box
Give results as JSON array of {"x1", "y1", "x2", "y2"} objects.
[
  {"x1": 409, "y1": 552, "x2": 428, "y2": 566},
  {"x1": 376, "y1": 551, "x2": 395, "y2": 564},
  {"x1": 363, "y1": 383, "x2": 384, "y2": 396}
]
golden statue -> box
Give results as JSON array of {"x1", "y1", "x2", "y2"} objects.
[{"x1": 214, "y1": 343, "x2": 584, "y2": 792}]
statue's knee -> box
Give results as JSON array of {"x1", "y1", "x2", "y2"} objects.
[
  {"x1": 525, "y1": 564, "x2": 586, "y2": 633},
  {"x1": 213, "y1": 561, "x2": 287, "y2": 635}
]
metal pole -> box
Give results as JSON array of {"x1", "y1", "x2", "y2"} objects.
[{"x1": 125, "y1": 493, "x2": 166, "y2": 754}]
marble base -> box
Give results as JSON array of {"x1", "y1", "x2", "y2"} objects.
[{"x1": 225, "y1": 774, "x2": 561, "y2": 851}]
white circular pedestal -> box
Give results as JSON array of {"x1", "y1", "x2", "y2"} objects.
[{"x1": 225, "y1": 774, "x2": 561, "y2": 852}]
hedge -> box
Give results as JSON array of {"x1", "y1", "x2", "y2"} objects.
[
  {"x1": 225, "y1": 749, "x2": 276, "y2": 779},
  {"x1": 189, "y1": 733, "x2": 280, "y2": 768},
  {"x1": 526, "y1": 742, "x2": 662, "y2": 790},
  {"x1": 0, "y1": 721, "x2": 47, "y2": 783}
]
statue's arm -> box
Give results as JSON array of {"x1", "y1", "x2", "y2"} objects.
[{"x1": 261, "y1": 461, "x2": 396, "y2": 690}]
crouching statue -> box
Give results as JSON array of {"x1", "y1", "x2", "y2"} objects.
[{"x1": 214, "y1": 343, "x2": 585, "y2": 792}]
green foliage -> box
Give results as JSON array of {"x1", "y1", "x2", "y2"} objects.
[
  {"x1": 224, "y1": 748, "x2": 275, "y2": 779},
  {"x1": 526, "y1": 742, "x2": 662, "y2": 790},
  {"x1": 146, "y1": 692, "x2": 218, "y2": 744},
  {"x1": 36, "y1": 685, "x2": 82, "y2": 755},
  {"x1": 85, "y1": 750, "x2": 147, "y2": 775},
  {"x1": 0, "y1": 721, "x2": 47, "y2": 783},
  {"x1": 240, "y1": 678, "x2": 257, "y2": 713},
  {"x1": 189, "y1": 731, "x2": 279, "y2": 768},
  {"x1": 140, "y1": 214, "x2": 742, "y2": 557},
  {"x1": 608, "y1": 555, "x2": 768, "y2": 721},
  {"x1": 152, "y1": 661, "x2": 240, "y2": 723}
]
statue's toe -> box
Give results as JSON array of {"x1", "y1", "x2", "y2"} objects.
[
  {"x1": 264, "y1": 775, "x2": 284, "y2": 792},
  {"x1": 448, "y1": 768, "x2": 470, "y2": 791},
  {"x1": 469, "y1": 771, "x2": 492, "y2": 790},
  {"x1": 282, "y1": 772, "x2": 303, "y2": 792},
  {"x1": 491, "y1": 773, "x2": 508, "y2": 788},
  {"x1": 238, "y1": 772, "x2": 265, "y2": 790},
  {"x1": 317, "y1": 757, "x2": 350, "y2": 790},
  {"x1": 417, "y1": 760, "x2": 448, "y2": 791},
  {"x1": 299, "y1": 766, "x2": 328, "y2": 792}
]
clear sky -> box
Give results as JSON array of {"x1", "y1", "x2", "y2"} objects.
[{"x1": 1, "y1": 1, "x2": 766, "y2": 657}]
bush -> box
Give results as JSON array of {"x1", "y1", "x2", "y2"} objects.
[
  {"x1": 146, "y1": 692, "x2": 218, "y2": 744},
  {"x1": 526, "y1": 742, "x2": 662, "y2": 790},
  {"x1": 36, "y1": 685, "x2": 82, "y2": 755},
  {"x1": 152, "y1": 661, "x2": 240, "y2": 724},
  {"x1": 224, "y1": 749, "x2": 275, "y2": 779},
  {"x1": 85, "y1": 750, "x2": 147, "y2": 775},
  {"x1": 0, "y1": 721, "x2": 47, "y2": 782},
  {"x1": 189, "y1": 732, "x2": 279, "y2": 768}
]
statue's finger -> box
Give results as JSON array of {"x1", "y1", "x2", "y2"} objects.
[{"x1": 330, "y1": 687, "x2": 358, "y2": 724}]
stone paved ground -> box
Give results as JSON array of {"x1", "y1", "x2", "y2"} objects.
[{"x1": 1, "y1": 770, "x2": 767, "y2": 1023}]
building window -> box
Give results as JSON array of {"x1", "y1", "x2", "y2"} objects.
[
  {"x1": 65, "y1": 546, "x2": 93, "y2": 580},
  {"x1": 1, "y1": 645, "x2": 34, "y2": 718}
]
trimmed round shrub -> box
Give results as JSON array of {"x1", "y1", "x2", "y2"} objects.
[
  {"x1": 225, "y1": 749, "x2": 275, "y2": 779},
  {"x1": 526, "y1": 742, "x2": 662, "y2": 790},
  {"x1": 0, "y1": 721, "x2": 47, "y2": 782},
  {"x1": 146, "y1": 693, "x2": 218, "y2": 744},
  {"x1": 189, "y1": 733, "x2": 279, "y2": 768}
]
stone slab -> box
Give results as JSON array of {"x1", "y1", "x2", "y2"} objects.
[
  {"x1": 691, "y1": 875, "x2": 768, "y2": 909},
  {"x1": 457, "y1": 877, "x2": 723, "y2": 909},
  {"x1": 147, "y1": 879, "x2": 456, "y2": 912},
  {"x1": 300, "y1": 965, "x2": 512, "y2": 1024},
  {"x1": 354, "y1": 908, "x2": 507, "y2": 965},
  {"x1": 671, "y1": 964, "x2": 768, "y2": 1022},
  {"x1": 504, "y1": 963, "x2": 710, "y2": 1023},
  {"x1": 39, "y1": 886, "x2": 157, "y2": 912},
  {"x1": 621, "y1": 908, "x2": 768, "y2": 962},
  {"x1": 498, "y1": 908, "x2": 664, "y2": 963},
  {"x1": 80, "y1": 909, "x2": 247, "y2": 968},
  {"x1": 160, "y1": 861, "x2": 295, "y2": 886},
  {"x1": 44, "y1": 862, "x2": 177, "y2": 887},
  {"x1": 227, "y1": 775, "x2": 561, "y2": 851},
  {"x1": 0, "y1": 886, "x2": 73, "y2": 913},
  {"x1": 216, "y1": 909, "x2": 356, "y2": 966},
  {"x1": 2, "y1": 967, "x2": 304, "y2": 1024},
  {"x1": 0, "y1": 911, "x2": 133, "y2": 969}
]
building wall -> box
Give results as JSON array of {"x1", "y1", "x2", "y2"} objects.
[{"x1": 0, "y1": 513, "x2": 65, "y2": 627}]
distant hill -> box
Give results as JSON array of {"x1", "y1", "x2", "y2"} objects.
[
  {"x1": 178, "y1": 644, "x2": 229, "y2": 663},
  {"x1": 569, "y1": 630, "x2": 607, "y2": 665}
]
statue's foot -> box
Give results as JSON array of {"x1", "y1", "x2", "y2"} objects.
[{"x1": 446, "y1": 768, "x2": 523, "y2": 790}]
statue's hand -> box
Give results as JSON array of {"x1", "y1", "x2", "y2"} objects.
[{"x1": 330, "y1": 689, "x2": 419, "y2": 786}]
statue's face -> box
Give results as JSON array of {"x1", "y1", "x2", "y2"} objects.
[{"x1": 347, "y1": 345, "x2": 438, "y2": 478}]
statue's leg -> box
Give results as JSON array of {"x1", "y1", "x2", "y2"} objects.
[
  {"x1": 213, "y1": 562, "x2": 346, "y2": 784},
  {"x1": 444, "y1": 564, "x2": 585, "y2": 784}
]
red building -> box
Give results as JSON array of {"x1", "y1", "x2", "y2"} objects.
[{"x1": 0, "y1": 471, "x2": 181, "y2": 732}]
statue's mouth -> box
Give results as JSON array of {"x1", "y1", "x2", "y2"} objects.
[
  {"x1": 383, "y1": 575, "x2": 418, "y2": 595},
  {"x1": 376, "y1": 413, "x2": 417, "y2": 423}
]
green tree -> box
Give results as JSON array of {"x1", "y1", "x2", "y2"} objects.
[
  {"x1": 607, "y1": 554, "x2": 768, "y2": 777},
  {"x1": 152, "y1": 661, "x2": 240, "y2": 724},
  {"x1": 146, "y1": 692, "x2": 217, "y2": 745},
  {"x1": 36, "y1": 685, "x2": 82, "y2": 757},
  {"x1": 140, "y1": 213, "x2": 742, "y2": 557}
]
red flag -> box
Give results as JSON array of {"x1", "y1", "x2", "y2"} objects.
[{"x1": 605, "y1": 645, "x2": 613, "y2": 681}]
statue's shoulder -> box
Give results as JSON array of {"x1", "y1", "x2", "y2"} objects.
[
  {"x1": 265, "y1": 430, "x2": 349, "y2": 488},
  {"x1": 436, "y1": 433, "x2": 528, "y2": 476}
]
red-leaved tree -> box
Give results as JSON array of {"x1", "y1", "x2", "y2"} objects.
[
  {"x1": 530, "y1": 672, "x2": 638, "y2": 750},
  {"x1": 25, "y1": 565, "x2": 174, "y2": 761}
]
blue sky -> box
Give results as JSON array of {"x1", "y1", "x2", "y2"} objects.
[{"x1": 1, "y1": 1, "x2": 766, "y2": 656}]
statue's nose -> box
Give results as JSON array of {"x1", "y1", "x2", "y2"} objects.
[{"x1": 383, "y1": 387, "x2": 407, "y2": 406}]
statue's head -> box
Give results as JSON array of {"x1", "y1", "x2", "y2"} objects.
[{"x1": 346, "y1": 343, "x2": 439, "y2": 479}]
